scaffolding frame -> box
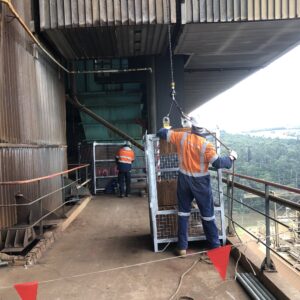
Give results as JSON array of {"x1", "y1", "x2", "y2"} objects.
[{"x1": 145, "y1": 132, "x2": 227, "y2": 252}]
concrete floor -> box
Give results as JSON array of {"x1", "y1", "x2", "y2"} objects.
[{"x1": 0, "y1": 195, "x2": 249, "y2": 300}]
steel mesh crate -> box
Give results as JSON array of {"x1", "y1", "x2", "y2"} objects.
[
  {"x1": 145, "y1": 132, "x2": 226, "y2": 252},
  {"x1": 79, "y1": 142, "x2": 146, "y2": 194}
]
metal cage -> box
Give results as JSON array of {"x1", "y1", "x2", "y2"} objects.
[
  {"x1": 79, "y1": 142, "x2": 145, "y2": 194},
  {"x1": 145, "y1": 131, "x2": 226, "y2": 252}
]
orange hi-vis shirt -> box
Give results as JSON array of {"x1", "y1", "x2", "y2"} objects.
[
  {"x1": 167, "y1": 130, "x2": 218, "y2": 177},
  {"x1": 116, "y1": 146, "x2": 135, "y2": 164}
]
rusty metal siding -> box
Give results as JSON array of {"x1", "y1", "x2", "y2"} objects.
[
  {"x1": 39, "y1": 0, "x2": 176, "y2": 29},
  {"x1": 0, "y1": 2, "x2": 68, "y2": 229},
  {"x1": 0, "y1": 3, "x2": 66, "y2": 146},
  {"x1": 181, "y1": 0, "x2": 300, "y2": 23},
  {"x1": 0, "y1": 147, "x2": 67, "y2": 229}
]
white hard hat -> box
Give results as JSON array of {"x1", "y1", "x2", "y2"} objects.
[
  {"x1": 125, "y1": 141, "x2": 132, "y2": 147},
  {"x1": 181, "y1": 117, "x2": 192, "y2": 128},
  {"x1": 190, "y1": 116, "x2": 201, "y2": 128}
]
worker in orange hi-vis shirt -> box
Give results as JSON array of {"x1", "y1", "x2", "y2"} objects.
[
  {"x1": 115, "y1": 141, "x2": 135, "y2": 198},
  {"x1": 157, "y1": 117, "x2": 237, "y2": 256}
]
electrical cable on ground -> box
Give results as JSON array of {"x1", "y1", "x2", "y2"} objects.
[
  {"x1": 168, "y1": 258, "x2": 200, "y2": 300},
  {"x1": 158, "y1": 242, "x2": 171, "y2": 253}
]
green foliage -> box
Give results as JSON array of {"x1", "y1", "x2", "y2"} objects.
[{"x1": 220, "y1": 131, "x2": 300, "y2": 188}]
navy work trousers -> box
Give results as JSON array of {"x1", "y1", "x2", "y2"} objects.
[
  {"x1": 118, "y1": 171, "x2": 131, "y2": 196},
  {"x1": 177, "y1": 172, "x2": 220, "y2": 250}
]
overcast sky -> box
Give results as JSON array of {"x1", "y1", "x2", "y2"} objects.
[{"x1": 190, "y1": 44, "x2": 300, "y2": 133}]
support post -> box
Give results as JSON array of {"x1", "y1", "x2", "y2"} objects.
[
  {"x1": 261, "y1": 184, "x2": 277, "y2": 272},
  {"x1": 38, "y1": 180, "x2": 43, "y2": 237},
  {"x1": 61, "y1": 174, "x2": 65, "y2": 215},
  {"x1": 227, "y1": 173, "x2": 235, "y2": 236}
]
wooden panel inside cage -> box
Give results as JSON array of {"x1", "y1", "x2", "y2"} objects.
[
  {"x1": 159, "y1": 128, "x2": 190, "y2": 155},
  {"x1": 157, "y1": 180, "x2": 177, "y2": 208}
]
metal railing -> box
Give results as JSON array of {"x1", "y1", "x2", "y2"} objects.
[
  {"x1": 221, "y1": 170, "x2": 300, "y2": 271},
  {"x1": 0, "y1": 164, "x2": 90, "y2": 236}
]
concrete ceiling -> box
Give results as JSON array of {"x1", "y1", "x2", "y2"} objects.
[{"x1": 175, "y1": 20, "x2": 300, "y2": 112}]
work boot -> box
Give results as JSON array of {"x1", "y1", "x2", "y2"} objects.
[
  {"x1": 175, "y1": 248, "x2": 187, "y2": 257},
  {"x1": 125, "y1": 194, "x2": 130, "y2": 197},
  {"x1": 119, "y1": 194, "x2": 124, "y2": 198}
]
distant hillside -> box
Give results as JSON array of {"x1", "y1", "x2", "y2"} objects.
[
  {"x1": 240, "y1": 128, "x2": 300, "y2": 140},
  {"x1": 220, "y1": 131, "x2": 300, "y2": 188}
]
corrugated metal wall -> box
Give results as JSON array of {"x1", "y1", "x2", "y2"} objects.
[
  {"x1": 0, "y1": 147, "x2": 67, "y2": 228},
  {"x1": 38, "y1": 0, "x2": 176, "y2": 59},
  {"x1": 0, "y1": 1, "x2": 67, "y2": 229},
  {"x1": 181, "y1": 0, "x2": 300, "y2": 23},
  {"x1": 39, "y1": 0, "x2": 176, "y2": 29}
]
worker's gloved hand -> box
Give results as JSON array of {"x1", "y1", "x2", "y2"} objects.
[{"x1": 229, "y1": 150, "x2": 237, "y2": 161}]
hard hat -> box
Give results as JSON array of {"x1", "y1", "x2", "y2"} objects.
[
  {"x1": 181, "y1": 117, "x2": 192, "y2": 128},
  {"x1": 190, "y1": 116, "x2": 201, "y2": 129},
  {"x1": 125, "y1": 141, "x2": 132, "y2": 147}
]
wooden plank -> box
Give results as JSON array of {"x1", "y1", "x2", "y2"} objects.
[
  {"x1": 60, "y1": 196, "x2": 92, "y2": 231},
  {"x1": 157, "y1": 180, "x2": 177, "y2": 207}
]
